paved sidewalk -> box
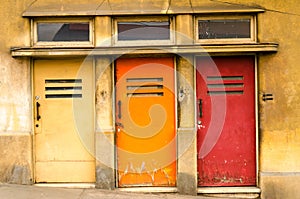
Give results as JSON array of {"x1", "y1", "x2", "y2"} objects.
[{"x1": 0, "y1": 184, "x2": 219, "y2": 199}]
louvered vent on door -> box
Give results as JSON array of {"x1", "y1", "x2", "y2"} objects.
[
  {"x1": 207, "y1": 76, "x2": 244, "y2": 95},
  {"x1": 126, "y1": 77, "x2": 164, "y2": 97},
  {"x1": 45, "y1": 79, "x2": 83, "y2": 98}
]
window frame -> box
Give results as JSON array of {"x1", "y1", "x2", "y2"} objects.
[
  {"x1": 195, "y1": 15, "x2": 257, "y2": 44},
  {"x1": 32, "y1": 18, "x2": 94, "y2": 47},
  {"x1": 113, "y1": 16, "x2": 175, "y2": 46}
]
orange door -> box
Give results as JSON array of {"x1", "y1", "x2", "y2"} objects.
[{"x1": 115, "y1": 57, "x2": 176, "y2": 187}]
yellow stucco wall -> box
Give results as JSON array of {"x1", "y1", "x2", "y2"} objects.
[
  {"x1": 1, "y1": 1, "x2": 31, "y2": 133},
  {"x1": 256, "y1": 1, "x2": 300, "y2": 197},
  {"x1": 0, "y1": 0, "x2": 33, "y2": 184},
  {"x1": 219, "y1": 1, "x2": 300, "y2": 198},
  {"x1": 256, "y1": 0, "x2": 300, "y2": 172}
]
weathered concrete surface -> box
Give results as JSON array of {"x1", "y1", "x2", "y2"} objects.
[
  {"x1": 176, "y1": 56, "x2": 195, "y2": 128},
  {"x1": 95, "y1": 57, "x2": 114, "y2": 131},
  {"x1": 95, "y1": 57, "x2": 115, "y2": 189},
  {"x1": 0, "y1": 184, "x2": 220, "y2": 199},
  {"x1": 95, "y1": 132, "x2": 115, "y2": 189},
  {"x1": 0, "y1": 135, "x2": 32, "y2": 184},
  {"x1": 95, "y1": 16, "x2": 112, "y2": 46},
  {"x1": 176, "y1": 55, "x2": 197, "y2": 195},
  {"x1": 177, "y1": 130, "x2": 197, "y2": 196},
  {"x1": 260, "y1": 175, "x2": 300, "y2": 199},
  {"x1": 175, "y1": 15, "x2": 194, "y2": 45}
]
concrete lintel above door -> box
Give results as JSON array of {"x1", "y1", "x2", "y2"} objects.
[{"x1": 11, "y1": 43, "x2": 278, "y2": 57}]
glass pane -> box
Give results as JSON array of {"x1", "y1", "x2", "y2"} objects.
[
  {"x1": 37, "y1": 22, "x2": 89, "y2": 42},
  {"x1": 198, "y1": 19, "x2": 251, "y2": 39},
  {"x1": 117, "y1": 21, "x2": 170, "y2": 41}
]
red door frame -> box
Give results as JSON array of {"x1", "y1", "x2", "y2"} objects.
[{"x1": 196, "y1": 56, "x2": 257, "y2": 187}]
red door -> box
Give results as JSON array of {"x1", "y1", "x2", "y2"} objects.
[
  {"x1": 115, "y1": 57, "x2": 176, "y2": 187},
  {"x1": 196, "y1": 56, "x2": 256, "y2": 186}
]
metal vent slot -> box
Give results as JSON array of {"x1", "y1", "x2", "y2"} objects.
[
  {"x1": 207, "y1": 83, "x2": 244, "y2": 88},
  {"x1": 126, "y1": 77, "x2": 164, "y2": 97},
  {"x1": 127, "y1": 92, "x2": 164, "y2": 97},
  {"x1": 207, "y1": 76, "x2": 244, "y2": 95},
  {"x1": 46, "y1": 94, "x2": 82, "y2": 98},
  {"x1": 45, "y1": 79, "x2": 82, "y2": 83},
  {"x1": 126, "y1": 77, "x2": 163, "y2": 82},
  {"x1": 207, "y1": 76, "x2": 243, "y2": 81},
  {"x1": 208, "y1": 91, "x2": 244, "y2": 95},
  {"x1": 45, "y1": 79, "x2": 83, "y2": 99},
  {"x1": 127, "y1": 85, "x2": 163, "y2": 90},
  {"x1": 45, "y1": 86, "x2": 82, "y2": 91}
]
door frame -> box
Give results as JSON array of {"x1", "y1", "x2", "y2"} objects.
[
  {"x1": 31, "y1": 57, "x2": 96, "y2": 183},
  {"x1": 195, "y1": 54, "x2": 259, "y2": 190},
  {"x1": 113, "y1": 55, "x2": 178, "y2": 188}
]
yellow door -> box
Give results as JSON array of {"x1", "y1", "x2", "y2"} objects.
[
  {"x1": 116, "y1": 57, "x2": 176, "y2": 187},
  {"x1": 33, "y1": 58, "x2": 95, "y2": 183}
]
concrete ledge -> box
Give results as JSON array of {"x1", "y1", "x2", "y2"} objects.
[
  {"x1": 198, "y1": 187, "x2": 261, "y2": 199},
  {"x1": 11, "y1": 43, "x2": 279, "y2": 57},
  {"x1": 260, "y1": 171, "x2": 300, "y2": 176},
  {"x1": 118, "y1": 187, "x2": 177, "y2": 193},
  {"x1": 34, "y1": 183, "x2": 95, "y2": 188},
  {"x1": 23, "y1": 2, "x2": 265, "y2": 17},
  {"x1": 197, "y1": 187, "x2": 261, "y2": 194}
]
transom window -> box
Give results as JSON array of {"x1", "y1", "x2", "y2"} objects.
[
  {"x1": 114, "y1": 16, "x2": 174, "y2": 46},
  {"x1": 33, "y1": 18, "x2": 93, "y2": 46},
  {"x1": 118, "y1": 21, "x2": 170, "y2": 41},
  {"x1": 196, "y1": 15, "x2": 256, "y2": 43}
]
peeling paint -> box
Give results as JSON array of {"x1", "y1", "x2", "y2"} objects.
[{"x1": 119, "y1": 168, "x2": 173, "y2": 187}]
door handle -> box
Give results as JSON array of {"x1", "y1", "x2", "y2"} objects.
[
  {"x1": 36, "y1": 102, "x2": 41, "y2": 121},
  {"x1": 117, "y1": 100, "x2": 122, "y2": 119},
  {"x1": 198, "y1": 99, "x2": 203, "y2": 118}
]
